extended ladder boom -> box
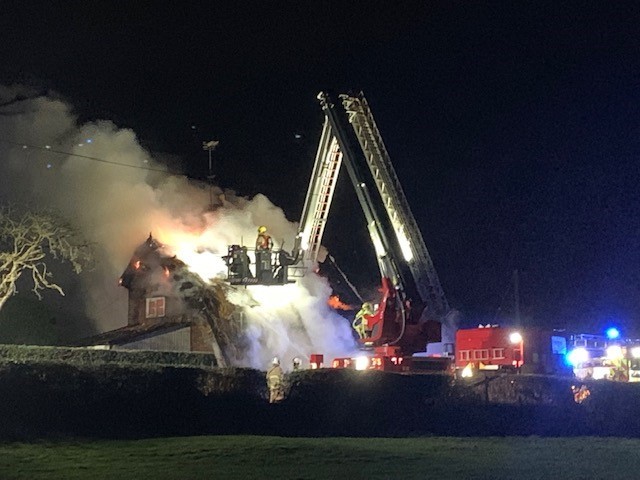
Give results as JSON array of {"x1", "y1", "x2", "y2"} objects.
[
  {"x1": 295, "y1": 91, "x2": 448, "y2": 352},
  {"x1": 317, "y1": 93, "x2": 404, "y2": 288},
  {"x1": 296, "y1": 118, "x2": 342, "y2": 262},
  {"x1": 340, "y1": 93, "x2": 449, "y2": 316}
]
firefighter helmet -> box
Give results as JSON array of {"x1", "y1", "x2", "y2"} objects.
[
  {"x1": 272, "y1": 356, "x2": 280, "y2": 365},
  {"x1": 258, "y1": 226, "x2": 267, "y2": 234}
]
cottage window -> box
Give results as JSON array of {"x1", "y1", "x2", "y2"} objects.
[
  {"x1": 146, "y1": 297, "x2": 166, "y2": 318},
  {"x1": 492, "y1": 348, "x2": 505, "y2": 359},
  {"x1": 459, "y1": 350, "x2": 470, "y2": 361}
]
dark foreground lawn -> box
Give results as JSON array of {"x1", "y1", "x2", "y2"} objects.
[{"x1": 0, "y1": 435, "x2": 635, "y2": 480}]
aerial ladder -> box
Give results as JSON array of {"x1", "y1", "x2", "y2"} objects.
[
  {"x1": 295, "y1": 92, "x2": 450, "y2": 360},
  {"x1": 296, "y1": 118, "x2": 343, "y2": 263}
]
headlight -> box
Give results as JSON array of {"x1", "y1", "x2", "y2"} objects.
[
  {"x1": 354, "y1": 356, "x2": 370, "y2": 371},
  {"x1": 509, "y1": 332, "x2": 523, "y2": 344},
  {"x1": 606, "y1": 345, "x2": 623, "y2": 360},
  {"x1": 567, "y1": 347, "x2": 589, "y2": 367}
]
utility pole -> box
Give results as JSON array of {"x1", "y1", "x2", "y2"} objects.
[
  {"x1": 513, "y1": 268, "x2": 521, "y2": 326},
  {"x1": 202, "y1": 140, "x2": 219, "y2": 210}
]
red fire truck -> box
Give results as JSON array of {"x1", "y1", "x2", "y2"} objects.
[
  {"x1": 291, "y1": 92, "x2": 450, "y2": 372},
  {"x1": 455, "y1": 325, "x2": 570, "y2": 376},
  {"x1": 224, "y1": 92, "x2": 452, "y2": 373}
]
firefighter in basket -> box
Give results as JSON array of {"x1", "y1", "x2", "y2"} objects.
[
  {"x1": 256, "y1": 226, "x2": 274, "y2": 251},
  {"x1": 255, "y1": 226, "x2": 274, "y2": 281}
]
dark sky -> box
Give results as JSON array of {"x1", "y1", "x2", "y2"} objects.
[{"x1": 3, "y1": 1, "x2": 640, "y2": 334}]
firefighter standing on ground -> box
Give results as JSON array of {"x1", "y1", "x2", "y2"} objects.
[
  {"x1": 266, "y1": 357, "x2": 284, "y2": 403},
  {"x1": 292, "y1": 357, "x2": 302, "y2": 371},
  {"x1": 572, "y1": 384, "x2": 591, "y2": 404}
]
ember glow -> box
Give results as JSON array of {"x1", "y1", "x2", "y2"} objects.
[{"x1": 328, "y1": 295, "x2": 354, "y2": 311}]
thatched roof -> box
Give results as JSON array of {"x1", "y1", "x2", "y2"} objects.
[
  {"x1": 72, "y1": 320, "x2": 191, "y2": 347},
  {"x1": 119, "y1": 233, "x2": 184, "y2": 289}
]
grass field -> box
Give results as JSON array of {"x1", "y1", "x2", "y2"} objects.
[{"x1": 0, "y1": 435, "x2": 636, "y2": 480}]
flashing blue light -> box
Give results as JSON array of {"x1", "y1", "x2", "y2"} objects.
[
  {"x1": 86, "y1": 138, "x2": 93, "y2": 144},
  {"x1": 606, "y1": 327, "x2": 620, "y2": 340},
  {"x1": 566, "y1": 347, "x2": 589, "y2": 367}
]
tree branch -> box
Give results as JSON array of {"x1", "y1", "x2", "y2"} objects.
[{"x1": 0, "y1": 206, "x2": 92, "y2": 310}]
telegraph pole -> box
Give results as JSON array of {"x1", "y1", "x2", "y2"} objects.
[
  {"x1": 202, "y1": 140, "x2": 219, "y2": 209},
  {"x1": 513, "y1": 268, "x2": 521, "y2": 326}
]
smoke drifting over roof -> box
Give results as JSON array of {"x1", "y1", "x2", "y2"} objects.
[{"x1": 0, "y1": 85, "x2": 356, "y2": 367}]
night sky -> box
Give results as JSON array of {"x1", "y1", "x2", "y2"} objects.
[{"x1": 3, "y1": 1, "x2": 640, "y2": 334}]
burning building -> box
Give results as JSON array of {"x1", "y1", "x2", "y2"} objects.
[
  {"x1": 78, "y1": 234, "x2": 246, "y2": 367},
  {"x1": 77, "y1": 231, "x2": 357, "y2": 370},
  {"x1": 0, "y1": 86, "x2": 357, "y2": 370}
]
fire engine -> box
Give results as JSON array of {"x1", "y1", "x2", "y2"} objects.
[
  {"x1": 455, "y1": 325, "x2": 570, "y2": 376},
  {"x1": 223, "y1": 92, "x2": 453, "y2": 372},
  {"x1": 453, "y1": 327, "x2": 640, "y2": 381},
  {"x1": 567, "y1": 333, "x2": 640, "y2": 382},
  {"x1": 292, "y1": 92, "x2": 453, "y2": 372}
]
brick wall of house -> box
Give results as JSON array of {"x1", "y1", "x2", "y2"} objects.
[
  {"x1": 190, "y1": 321, "x2": 215, "y2": 353},
  {"x1": 128, "y1": 288, "x2": 144, "y2": 326}
]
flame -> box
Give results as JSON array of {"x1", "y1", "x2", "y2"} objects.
[
  {"x1": 150, "y1": 222, "x2": 232, "y2": 282},
  {"x1": 134, "y1": 260, "x2": 141, "y2": 269},
  {"x1": 328, "y1": 295, "x2": 353, "y2": 311},
  {"x1": 126, "y1": 211, "x2": 358, "y2": 368}
]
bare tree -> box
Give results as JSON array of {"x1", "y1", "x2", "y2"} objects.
[{"x1": 0, "y1": 206, "x2": 91, "y2": 311}]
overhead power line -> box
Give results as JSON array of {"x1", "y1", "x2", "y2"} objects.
[{"x1": 0, "y1": 140, "x2": 185, "y2": 176}]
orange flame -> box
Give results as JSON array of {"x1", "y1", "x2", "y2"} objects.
[
  {"x1": 134, "y1": 260, "x2": 141, "y2": 269},
  {"x1": 328, "y1": 295, "x2": 353, "y2": 311}
]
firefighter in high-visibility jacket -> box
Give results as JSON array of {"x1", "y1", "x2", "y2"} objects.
[
  {"x1": 256, "y1": 226, "x2": 274, "y2": 251},
  {"x1": 266, "y1": 357, "x2": 284, "y2": 403},
  {"x1": 255, "y1": 226, "x2": 274, "y2": 281},
  {"x1": 571, "y1": 384, "x2": 590, "y2": 404},
  {"x1": 353, "y1": 302, "x2": 374, "y2": 339}
]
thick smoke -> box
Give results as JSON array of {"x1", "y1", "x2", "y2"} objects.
[{"x1": 0, "y1": 85, "x2": 357, "y2": 367}]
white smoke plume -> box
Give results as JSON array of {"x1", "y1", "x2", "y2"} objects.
[{"x1": 0, "y1": 85, "x2": 357, "y2": 368}]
